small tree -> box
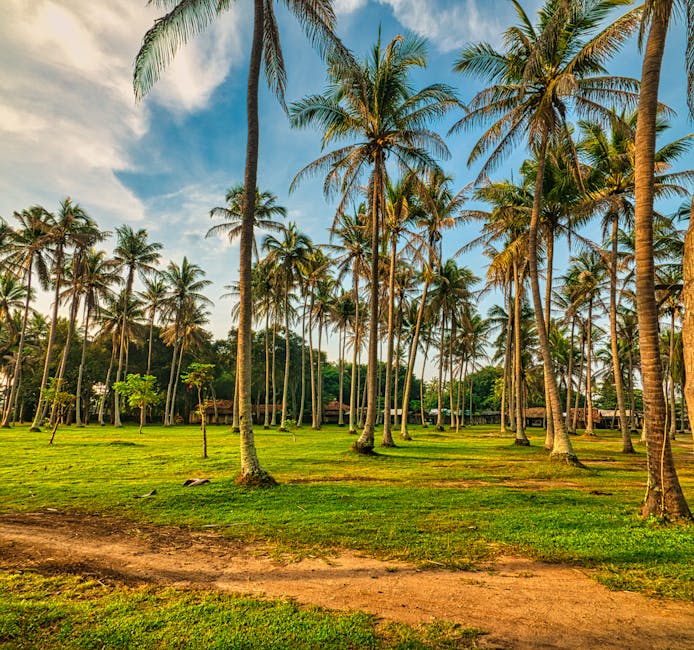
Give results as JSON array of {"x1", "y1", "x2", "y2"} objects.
[
  {"x1": 113, "y1": 374, "x2": 163, "y2": 434},
  {"x1": 181, "y1": 363, "x2": 215, "y2": 459},
  {"x1": 46, "y1": 378, "x2": 76, "y2": 445}
]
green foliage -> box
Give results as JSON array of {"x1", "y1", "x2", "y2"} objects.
[
  {"x1": 0, "y1": 572, "x2": 481, "y2": 649},
  {"x1": 113, "y1": 374, "x2": 163, "y2": 412},
  {"x1": 44, "y1": 378, "x2": 75, "y2": 414},
  {"x1": 0, "y1": 425, "x2": 692, "y2": 601}
]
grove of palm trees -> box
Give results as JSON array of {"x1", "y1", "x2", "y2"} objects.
[{"x1": 2, "y1": 0, "x2": 694, "y2": 647}]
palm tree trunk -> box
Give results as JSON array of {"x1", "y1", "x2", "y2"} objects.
[
  {"x1": 634, "y1": 1, "x2": 689, "y2": 518},
  {"x1": 51, "y1": 293, "x2": 81, "y2": 425},
  {"x1": 355, "y1": 158, "x2": 383, "y2": 453},
  {"x1": 163, "y1": 331, "x2": 179, "y2": 426},
  {"x1": 565, "y1": 317, "x2": 575, "y2": 434},
  {"x1": 500, "y1": 282, "x2": 512, "y2": 435},
  {"x1": 146, "y1": 310, "x2": 155, "y2": 376},
  {"x1": 349, "y1": 270, "x2": 360, "y2": 434},
  {"x1": 308, "y1": 293, "x2": 317, "y2": 428},
  {"x1": 338, "y1": 323, "x2": 345, "y2": 426},
  {"x1": 1, "y1": 262, "x2": 33, "y2": 428},
  {"x1": 382, "y1": 232, "x2": 397, "y2": 447},
  {"x1": 683, "y1": 200, "x2": 694, "y2": 451},
  {"x1": 317, "y1": 313, "x2": 324, "y2": 428},
  {"x1": 400, "y1": 276, "x2": 430, "y2": 440},
  {"x1": 420, "y1": 337, "x2": 430, "y2": 427},
  {"x1": 31, "y1": 258, "x2": 63, "y2": 431},
  {"x1": 264, "y1": 310, "x2": 271, "y2": 428},
  {"x1": 513, "y1": 258, "x2": 528, "y2": 445},
  {"x1": 528, "y1": 131, "x2": 577, "y2": 462},
  {"x1": 98, "y1": 337, "x2": 117, "y2": 426},
  {"x1": 75, "y1": 301, "x2": 91, "y2": 427},
  {"x1": 610, "y1": 216, "x2": 633, "y2": 452},
  {"x1": 669, "y1": 309, "x2": 677, "y2": 439},
  {"x1": 297, "y1": 298, "x2": 307, "y2": 427},
  {"x1": 113, "y1": 270, "x2": 134, "y2": 429},
  {"x1": 448, "y1": 320, "x2": 456, "y2": 430},
  {"x1": 573, "y1": 332, "x2": 584, "y2": 434},
  {"x1": 237, "y1": 0, "x2": 272, "y2": 482},
  {"x1": 543, "y1": 235, "x2": 555, "y2": 449},
  {"x1": 585, "y1": 299, "x2": 594, "y2": 436},
  {"x1": 169, "y1": 341, "x2": 185, "y2": 424},
  {"x1": 436, "y1": 312, "x2": 446, "y2": 431},
  {"x1": 279, "y1": 289, "x2": 291, "y2": 431},
  {"x1": 271, "y1": 322, "x2": 278, "y2": 426}
]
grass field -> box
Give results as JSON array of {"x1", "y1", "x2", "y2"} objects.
[{"x1": 1, "y1": 422, "x2": 692, "y2": 647}]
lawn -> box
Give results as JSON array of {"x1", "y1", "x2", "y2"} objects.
[{"x1": 1, "y1": 422, "x2": 692, "y2": 647}]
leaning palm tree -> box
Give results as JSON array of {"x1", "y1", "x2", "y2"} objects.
[
  {"x1": 139, "y1": 273, "x2": 169, "y2": 375},
  {"x1": 452, "y1": 0, "x2": 641, "y2": 463},
  {"x1": 290, "y1": 32, "x2": 460, "y2": 453},
  {"x1": 135, "y1": 0, "x2": 345, "y2": 485},
  {"x1": 207, "y1": 185, "x2": 287, "y2": 260},
  {"x1": 112, "y1": 226, "x2": 162, "y2": 427}
]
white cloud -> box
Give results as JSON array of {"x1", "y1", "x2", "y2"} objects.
[
  {"x1": 378, "y1": 0, "x2": 503, "y2": 51},
  {"x1": 0, "y1": 0, "x2": 243, "y2": 227},
  {"x1": 334, "y1": 0, "x2": 369, "y2": 14}
]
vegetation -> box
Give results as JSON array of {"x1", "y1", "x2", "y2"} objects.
[{"x1": 0, "y1": 423, "x2": 692, "y2": 602}]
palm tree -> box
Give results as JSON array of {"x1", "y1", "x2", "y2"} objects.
[
  {"x1": 135, "y1": 0, "x2": 345, "y2": 485},
  {"x1": 112, "y1": 226, "x2": 162, "y2": 427},
  {"x1": 329, "y1": 207, "x2": 370, "y2": 434},
  {"x1": 262, "y1": 223, "x2": 312, "y2": 430},
  {"x1": 453, "y1": 0, "x2": 641, "y2": 463},
  {"x1": 140, "y1": 274, "x2": 169, "y2": 376},
  {"x1": 29, "y1": 198, "x2": 99, "y2": 431},
  {"x1": 160, "y1": 257, "x2": 212, "y2": 426},
  {"x1": 291, "y1": 32, "x2": 459, "y2": 453},
  {"x1": 207, "y1": 185, "x2": 287, "y2": 260},
  {"x1": 74, "y1": 250, "x2": 121, "y2": 426}
]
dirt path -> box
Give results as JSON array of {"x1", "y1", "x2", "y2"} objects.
[{"x1": 1, "y1": 511, "x2": 693, "y2": 649}]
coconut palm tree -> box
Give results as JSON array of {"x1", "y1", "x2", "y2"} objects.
[
  {"x1": 453, "y1": 0, "x2": 641, "y2": 463},
  {"x1": 135, "y1": 0, "x2": 346, "y2": 485},
  {"x1": 160, "y1": 257, "x2": 212, "y2": 426},
  {"x1": 139, "y1": 274, "x2": 169, "y2": 376},
  {"x1": 262, "y1": 223, "x2": 312, "y2": 430},
  {"x1": 74, "y1": 250, "x2": 121, "y2": 426},
  {"x1": 290, "y1": 32, "x2": 459, "y2": 452},
  {"x1": 112, "y1": 226, "x2": 162, "y2": 427},
  {"x1": 633, "y1": 0, "x2": 693, "y2": 520},
  {"x1": 207, "y1": 185, "x2": 287, "y2": 260},
  {"x1": 29, "y1": 198, "x2": 99, "y2": 431}
]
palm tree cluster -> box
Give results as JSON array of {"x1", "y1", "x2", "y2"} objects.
[{"x1": 0, "y1": 203, "x2": 213, "y2": 431}]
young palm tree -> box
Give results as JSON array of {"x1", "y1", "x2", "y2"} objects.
[
  {"x1": 135, "y1": 0, "x2": 345, "y2": 484},
  {"x1": 453, "y1": 0, "x2": 641, "y2": 463},
  {"x1": 112, "y1": 226, "x2": 163, "y2": 427},
  {"x1": 291, "y1": 32, "x2": 459, "y2": 452},
  {"x1": 262, "y1": 223, "x2": 312, "y2": 430}
]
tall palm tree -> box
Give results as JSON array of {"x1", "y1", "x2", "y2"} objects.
[
  {"x1": 262, "y1": 223, "x2": 312, "y2": 430},
  {"x1": 29, "y1": 199, "x2": 99, "y2": 430},
  {"x1": 140, "y1": 274, "x2": 169, "y2": 376},
  {"x1": 74, "y1": 250, "x2": 121, "y2": 426},
  {"x1": 207, "y1": 185, "x2": 287, "y2": 260},
  {"x1": 453, "y1": 0, "x2": 641, "y2": 463},
  {"x1": 633, "y1": 0, "x2": 693, "y2": 518},
  {"x1": 160, "y1": 257, "x2": 212, "y2": 426},
  {"x1": 135, "y1": 0, "x2": 345, "y2": 485},
  {"x1": 112, "y1": 226, "x2": 162, "y2": 427},
  {"x1": 291, "y1": 32, "x2": 459, "y2": 452}
]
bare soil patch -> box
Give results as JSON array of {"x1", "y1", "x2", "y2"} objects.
[{"x1": 1, "y1": 511, "x2": 693, "y2": 649}]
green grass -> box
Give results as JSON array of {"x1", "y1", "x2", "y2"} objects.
[
  {"x1": 0, "y1": 571, "x2": 484, "y2": 649},
  {"x1": 1, "y1": 422, "x2": 693, "y2": 606}
]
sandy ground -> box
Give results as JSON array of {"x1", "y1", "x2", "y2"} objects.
[{"x1": 1, "y1": 511, "x2": 693, "y2": 649}]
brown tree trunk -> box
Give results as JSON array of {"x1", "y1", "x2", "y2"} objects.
[
  {"x1": 382, "y1": 231, "x2": 397, "y2": 447},
  {"x1": 513, "y1": 258, "x2": 528, "y2": 445},
  {"x1": 585, "y1": 299, "x2": 594, "y2": 436},
  {"x1": 543, "y1": 235, "x2": 555, "y2": 449},
  {"x1": 237, "y1": 0, "x2": 273, "y2": 483},
  {"x1": 528, "y1": 132, "x2": 577, "y2": 462},
  {"x1": 683, "y1": 201, "x2": 694, "y2": 451},
  {"x1": 349, "y1": 269, "x2": 360, "y2": 434},
  {"x1": 634, "y1": 1, "x2": 689, "y2": 518}
]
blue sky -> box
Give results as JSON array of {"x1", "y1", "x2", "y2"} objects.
[{"x1": 1, "y1": 0, "x2": 692, "y2": 351}]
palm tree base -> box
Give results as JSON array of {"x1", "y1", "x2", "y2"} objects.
[
  {"x1": 232, "y1": 426, "x2": 240, "y2": 433},
  {"x1": 29, "y1": 426, "x2": 41, "y2": 432},
  {"x1": 401, "y1": 431, "x2": 412, "y2": 441},
  {"x1": 279, "y1": 426, "x2": 288, "y2": 432},
  {"x1": 435, "y1": 425, "x2": 445, "y2": 432},
  {"x1": 549, "y1": 451, "x2": 584, "y2": 468},
  {"x1": 514, "y1": 438, "x2": 531, "y2": 446},
  {"x1": 381, "y1": 441, "x2": 397, "y2": 448},
  {"x1": 348, "y1": 429, "x2": 358, "y2": 435},
  {"x1": 235, "y1": 471, "x2": 277, "y2": 487},
  {"x1": 351, "y1": 440, "x2": 375, "y2": 455}
]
